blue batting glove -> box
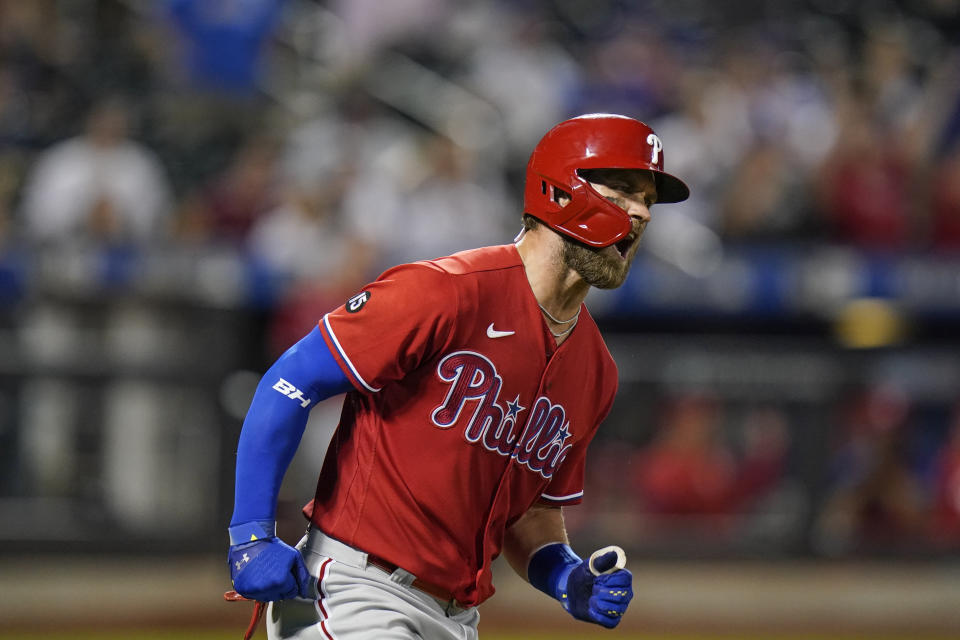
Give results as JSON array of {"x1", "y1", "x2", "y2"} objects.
[
  {"x1": 227, "y1": 521, "x2": 313, "y2": 602},
  {"x1": 561, "y1": 550, "x2": 634, "y2": 628}
]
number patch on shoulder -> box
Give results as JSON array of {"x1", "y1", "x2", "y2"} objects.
[{"x1": 346, "y1": 291, "x2": 371, "y2": 313}]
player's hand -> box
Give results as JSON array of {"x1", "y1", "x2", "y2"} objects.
[
  {"x1": 561, "y1": 549, "x2": 633, "y2": 628},
  {"x1": 228, "y1": 537, "x2": 313, "y2": 602}
]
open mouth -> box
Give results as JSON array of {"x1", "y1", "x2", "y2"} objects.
[{"x1": 614, "y1": 233, "x2": 636, "y2": 258}]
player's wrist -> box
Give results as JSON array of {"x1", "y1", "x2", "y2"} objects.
[
  {"x1": 527, "y1": 542, "x2": 581, "y2": 602},
  {"x1": 228, "y1": 519, "x2": 276, "y2": 546}
]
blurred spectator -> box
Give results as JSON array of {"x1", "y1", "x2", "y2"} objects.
[
  {"x1": 0, "y1": 50, "x2": 31, "y2": 149},
  {"x1": 75, "y1": 0, "x2": 164, "y2": 99},
  {"x1": 335, "y1": 106, "x2": 417, "y2": 271},
  {"x1": 650, "y1": 68, "x2": 737, "y2": 231},
  {"x1": 814, "y1": 385, "x2": 927, "y2": 555},
  {"x1": 249, "y1": 121, "x2": 365, "y2": 283},
  {"x1": 0, "y1": 153, "x2": 16, "y2": 244},
  {"x1": 152, "y1": 0, "x2": 279, "y2": 193},
  {"x1": 859, "y1": 21, "x2": 925, "y2": 142},
  {"x1": 719, "y1": 141, "x2": 813, "y2": 241},
  {"x1": 332, "y1": 0, "x2": 450, "y2": 70},
  {"x1": 817, "y1": 103, "x2": 916, "y2": 250},
  {"x1": 248, "y1": 118, "x2": 378, "y2": 352},
  {"x1": 632, "y1": 395, "x2": 787, "y2": 526},
  {"x1": 410, "y1": 136, "x2": 519, "y2": 260},
  {"x1": 176, "y1": 132, "x2": 280, "y2": 243},
  {"x1": 164, "y1": 0, "x2": 283, "y2": 96},
  {"x1": 463, "y1": 6, "x2": 580, "y2": 163},
  {"x1": 930, "y1": 404, "x2": 960, "y2": 547},
  {"x1": 18, "y1": 95, "x2": 174, "y2": 245},
  {"x1": 750, "y1": 46, "x2": 840, "y2": 174},
  {"x1": 349, "y1": 131, "x2": 512, "y2": 266},
  {"x1": 390, "y1": 133, "x2": 512, "y2": 262},
  {"x1": 927, "y1": 142, "x2": 960, "y2": 249},
  {"x1": 0, "y1": 1, "x2": 83, "y2": 149},
  {"x1": 572, "y1": 21, "x2": 679, "y2": 118}
]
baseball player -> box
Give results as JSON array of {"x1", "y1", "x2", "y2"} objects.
[{"x1": 227, "y1": 113, "x2": 689, "y2": 639}]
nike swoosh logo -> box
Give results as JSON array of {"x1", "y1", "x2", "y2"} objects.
[{"x1": 486, "y1": 323, "x2": 515, "y2": 339}]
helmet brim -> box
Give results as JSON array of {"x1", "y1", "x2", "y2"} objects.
[{"x1": 653, "y1": 171, "x2": 690, "y2": 204}]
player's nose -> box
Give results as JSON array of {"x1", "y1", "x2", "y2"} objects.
[{"x1": 626, "y1": 199, "x2": 651, "y2": 224}]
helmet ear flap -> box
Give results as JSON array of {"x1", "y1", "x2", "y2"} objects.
[{"x1": 533, "y1": 174, "x2": 575, "y2": 215}]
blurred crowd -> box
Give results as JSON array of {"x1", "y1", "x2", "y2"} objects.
[
  {"x1": 3, "y1": 1, "x2": 960, "y2": 276},
  {"x1": 2, "y1": 0, "x2": 960, "y2": 556},
  {"x1": 574, "y1": 387, "x2": 960, "y2": 555}
]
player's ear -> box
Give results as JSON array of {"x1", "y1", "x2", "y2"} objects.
[{"x1": 551, "y1": 185, "x2": 571, "y2": 207}]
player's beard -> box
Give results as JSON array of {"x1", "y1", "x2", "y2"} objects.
[{"x1": 561, "y1": 224, "x2": 642, "y2": 289}]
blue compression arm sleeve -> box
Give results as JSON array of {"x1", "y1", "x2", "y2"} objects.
[{"x1": 230, "y1": 325, "x2": 353, "y2": 527}]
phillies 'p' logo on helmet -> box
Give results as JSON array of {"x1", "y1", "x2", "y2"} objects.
[{"x1": 523, "y1": 113, "x2": 690, "y2": 248}]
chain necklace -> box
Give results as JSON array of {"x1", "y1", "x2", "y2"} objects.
[
  {"x1": 546, "y1": 322, "x2": 577, "y2": 339},
  {"x1": 538, "y1": 302, "x2": 581, "y2": 325},
  {"x1": 538, "y1": 303, "x2": 581, "y2": 338}
]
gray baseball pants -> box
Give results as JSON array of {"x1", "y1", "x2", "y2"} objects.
[{"x1": 266, "y1": 528, "x2": 480, "y2": 640}]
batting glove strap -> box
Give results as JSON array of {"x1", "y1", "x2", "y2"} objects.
[
  {"x1": 527, "y1": 542, "x2": 581, "y2": 601},
  {"x1": 228, "y1": 520, "x2": 277, "y2": 546}
]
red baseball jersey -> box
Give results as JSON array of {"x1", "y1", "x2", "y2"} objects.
[{"x1": 304, "y1": 243, "x2": 618, "y2": 606}]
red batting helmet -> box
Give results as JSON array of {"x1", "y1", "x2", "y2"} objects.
[{"x1": 523, "y1": 113, "x2": 689, "y2": 248}]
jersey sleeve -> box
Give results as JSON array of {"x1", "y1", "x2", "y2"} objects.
[
  {"x1": 319, "y1": 263, "x2": 458, "y2": 393},
  {"x1": 538, "y1": 380, "x2": 617, "y2": 506},
  {"x1": 538, "y1": 440, "x2": 589, "y2": 505}
]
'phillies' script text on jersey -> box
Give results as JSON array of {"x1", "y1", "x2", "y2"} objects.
[{"x1": 432, "y1": 350, "x2": 572, "y2": 478}]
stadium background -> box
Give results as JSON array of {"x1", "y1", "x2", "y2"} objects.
[{"x1": 1, "y1": 0, "x2": 959, "y2": 638}]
